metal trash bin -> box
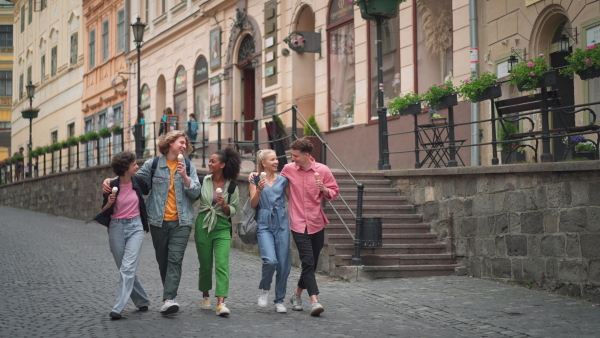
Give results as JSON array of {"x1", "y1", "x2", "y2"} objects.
[{"x1": 362, "y1": 217, "x2": 382, "y2": 248}]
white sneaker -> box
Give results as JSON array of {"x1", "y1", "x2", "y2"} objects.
[
  {"x1": 216, "y1": 303, "x2": 230, "y2": 317},
  {"x1": 310, "y1": 302, "x2": 324, "y2": 317},
  {"x1": 201, "y1": 297, "x2": 211, "y2": 310},
  {"x1": 289, "y1": 294, "x2": 303, "y2": 311},
  {"x1": 275, "y1": 303, "x2": 287, "y2": 313},
  {"x1": 160, "y1": 299, "x2": 180, "y2": 314},
  {"x1": 258, "y1": 290, "x2": 269, "y2": 308}
]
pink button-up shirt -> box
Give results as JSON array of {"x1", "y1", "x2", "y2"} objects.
[{"x1": 280, "y1": 161, "x2": 339, "y2": 234}]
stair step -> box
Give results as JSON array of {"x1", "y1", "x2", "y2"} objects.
[
  {"x1": 327, "y1": 214, "x2": 423, "y2": 224},
  {"x1": 359, "y1": 264, "x2": 461, "y2": 278},
  {"x1": 331, "y1": 171, "x2": 386, "y2": 179},
  {"x1": 339, "y1": 187, "x2": 399, "y2": 195},
  {"x1": 336, "y1": 179, "x2": 393, "y2": 187},
  {"x1": 325, "y1": 204, "x2": 415, "y2": 215},
  {"x1": 326, "y1": 223, "x2": 431, "y2": 234},
  {"x1": 326, "y1": 233, "x2": 438, "y2": 245},
  {"x1": 329, "y1": 195, "x2": 408, "y2": 206},
  {"x1": 331, "y1": 243, "x2": 447, "y2": 255},
  {"x1": 335, "y1": 254, "x2": 455, "y2": 266}
]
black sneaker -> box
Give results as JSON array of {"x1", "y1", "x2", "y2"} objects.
[
  {"x1": 109, "y1": 311, "x2": 122, "y2": 320},
  {"x1": 138, "y1": 306, "x2": 149, "y2": 312}
]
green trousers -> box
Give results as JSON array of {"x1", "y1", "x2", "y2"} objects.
[
  {"x1": 150, "y1": 221, "x2": 191, "y2": 301},
  {"x1": 195, "y1": 213, "x2": 231, "y2": 297}
]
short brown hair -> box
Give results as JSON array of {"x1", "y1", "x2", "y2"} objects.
[
  {"x1": 111, "y1": 151, "x2": 136, "y2": 176},
  {"x1": 290, "y1": 137, "x2": 313, "y2": 154},
  {"x1": 157, "y1": 130, "x2": 193, "y2": 155}
]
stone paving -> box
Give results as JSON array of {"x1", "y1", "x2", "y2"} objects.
[{"x1": 2, "y1": 205, "x2": 600, "y2": 337}]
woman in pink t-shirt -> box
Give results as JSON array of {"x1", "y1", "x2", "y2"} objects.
[{"x1": 93, "y1": 151, "x2": 150, "y2": 320}]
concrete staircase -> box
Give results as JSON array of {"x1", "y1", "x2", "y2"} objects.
[{"x1": 324, "y1": 171, "x2": 461, "y2": 279}]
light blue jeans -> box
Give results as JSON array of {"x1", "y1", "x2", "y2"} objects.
[
  {"x1": 108, "y1": 216, "x2": 149, "y2": 314},
  {"x1": 257, "y1": 218, "x2": 291, "y2": 304}
]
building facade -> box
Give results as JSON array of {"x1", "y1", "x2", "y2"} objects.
[
  {"x1": 0, "y1": 0, "x2": 13, "y2": 161},
  {"x1": 11, "y1": 0, "x2": 84, "y2": 169}
]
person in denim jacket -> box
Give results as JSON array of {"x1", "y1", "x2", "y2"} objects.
[{"x1": 103, "y1": 130, "x2": 201, "y2": 315}]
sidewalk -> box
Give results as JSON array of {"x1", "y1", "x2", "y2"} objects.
[{"x1": 1, "y1": 205, "x2": 599, "y2": 337}]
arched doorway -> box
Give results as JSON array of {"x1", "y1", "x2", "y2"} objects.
[
  {"x1": 292, "y1": 5, "x2": 316, "y2": 122},
  {"x1": 237, "y1": 34, "x2": 256, "y2": 143},
  {"x1": 156, "y1": 74, "x2": 166, "y2": 128}
]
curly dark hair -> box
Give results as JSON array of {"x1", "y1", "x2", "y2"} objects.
[
  {"x1": 111, "y1": 151, "x2": 136, "y2": 176},
  {"x1": 214, "y1": 147, "x2": 241, "y2": 181},
  {"x1": 290, "y1": 137, "x2": 313, "y2": 154}
]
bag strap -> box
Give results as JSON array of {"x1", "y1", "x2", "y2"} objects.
[{"x1": 151, "y1": 156, "x2": 191, "y2": 188}]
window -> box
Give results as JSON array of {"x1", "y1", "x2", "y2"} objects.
[
  {"x1": 102, "y1": 20, "x2": 109, "y2": 61},
  {"x1": 35, "y1": 0, "x2": 47, "y2": 11},
  {"x1": 21, "y1": 6, "x2": 25, "y2": 32},
  {"x1": 89, "y1": 30, "x2": 95, "y2": 69},
  {"x1": 27, "y1": 66, "x2": 31, "y2": 85},
  {"x1": 28, "y1": 0, "x2": 33, "y2": 24},
  {"x1": 117, "y1": 9, "x2": 125, "y2": 52},
  {"x1": 369, "y1": 17, "x2": 401, "y2": 119},
  {"x1": 70, "y1": 33, "x2": 78, "y2": 65},
  {"x1": 51, "y1": 130, "x2": 58, "y2": 172},
  {"x1": 0, "y1": 26, "x2": 12, "y2": 47},
  {"x1": 327, "y1": 1, "x2": 355, "y2": 129},
  {"x1": 40, "y1": 55, "x2": 45, "y2": 84},
  {"x1": 84, "y1": 117, "x2": 95, "y2": 167},
  {"x1": 194, "y1": 56, "x2": 209, "y2": 139},
  {"x1": 145, "y1": 0, "x2": 150, "y2": 23},
  {"x1": 112, "y1": 104, "x2": 124, "y2": 154},
  {"x1": 51, "y1": 46, "x2": 57, "y2": 76},
  {"x1": 67, "y1": 122, "x2": 76, "y2": 167},
  {"x1": 98, "y1": 111, "x2": 109, "y2": 164},
  {"x1": 159, "y1": 0, "x2": 166, "y2": 16},
  {"x1": 0, "y1": 122, "x2": 10, "y2": 129},
  {"x1": 0, "y1": 71, "x2": 12, "y2": 96},
  {"x1": 19, "y1": 73, "x2": 23, "y2": 99},
  {"x1": 174, "y1": 66, "x2": 187, "y2": 125}
]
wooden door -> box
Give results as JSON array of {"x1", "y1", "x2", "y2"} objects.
[{"x1": 243, "y1": 68, "x2": 255, "y2": 141}]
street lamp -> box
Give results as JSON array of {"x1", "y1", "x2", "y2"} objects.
[
  {"x1": 25, "y1": 81, "x2": 36, "y2": 178},
  {"x1": 131, "y1": 16, "x2": 146, "y2": 157}
]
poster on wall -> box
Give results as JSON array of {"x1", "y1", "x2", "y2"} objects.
[
  {"x1": 210, "y1": 27, "x2": 221, "y2": 69},
  {"x1": 586, "y1": 25, "x2": 600, "y2": 46},
  {"x1": 209, "y1": 76, "x2": 221, "y2": 117},
  {"x1": 167, "y1": 115, "x2": 179, "y2": 132}
]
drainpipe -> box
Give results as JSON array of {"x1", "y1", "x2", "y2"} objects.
[{"x1": 469, "y1": 0, "x2": 479, "y2": 166}]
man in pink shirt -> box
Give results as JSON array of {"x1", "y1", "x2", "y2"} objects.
[{"x1": 281, "y1": 138, "x2": 339, "y2": 316}]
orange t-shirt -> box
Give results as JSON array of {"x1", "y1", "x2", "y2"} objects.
[{"x1": 163, "y1": 159, "x2": 179, "y2": 221}]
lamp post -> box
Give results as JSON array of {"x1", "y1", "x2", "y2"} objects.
[
  {"x1": 131, "y1": 16, "x2": 146, "y2": 158},
  {"x1": 25, "y1": 81, "x2": 36, "y2": 178}
]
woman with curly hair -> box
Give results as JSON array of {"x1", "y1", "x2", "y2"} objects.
[
  {"x1": 195, "y1": 147, "x2": 241, "y2": 316},
  {"x1": 92, "y1": 151, "x2": 150, "y2": 320}
]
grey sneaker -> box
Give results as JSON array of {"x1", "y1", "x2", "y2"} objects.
[
  {"x1": 310, "y1": 302, "x2": 324, "y2": 317},
  {"x1": 289, "y1": 294, "x2": 303, "y2": 311}
]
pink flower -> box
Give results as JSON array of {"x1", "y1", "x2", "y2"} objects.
[
  {"x1": 463, "y1": 79, "x2": 471, "y2": 83},
  {"x1": 586, "y1": 59, "x2": 592, "y2": 66},
  {"x1": 530, "y1": 72, "x2": 535, "y2": 75},
  {"x1": 443, "y1": 86, "x2": 447, "y2": 89},
  {"x1": 527, "y1": 62, "x2": 535, "y2": 67},
  {"x1": 438, "y1": 83, "x2": 443, "y2": 86},
  {"x1": 586, "y1": 45, "x2": 597, "y2": 50},
  {"x1": 539, "y1": 53, "x2": 544, "y2": 57}
]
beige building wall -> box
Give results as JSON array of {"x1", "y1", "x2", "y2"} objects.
[{"x1": 11, "y1": 0, "x2": 84, "y2": 157}]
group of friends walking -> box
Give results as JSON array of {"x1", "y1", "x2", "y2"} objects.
[{"x1": 93, "y1": 131, "x2": 339, "y2": 320}]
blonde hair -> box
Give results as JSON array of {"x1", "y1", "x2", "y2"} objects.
[
  {"x1": 157, "y1": 130, "x2": 193, "y2": 155},
  {"x1": 256, "y1": 149, "x2": 276, "y2": 173}
]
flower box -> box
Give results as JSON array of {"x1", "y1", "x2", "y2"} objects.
[
  {"x1": 357, "y1": 0, "x2": 404, "y2": 20},
  {"x1": 399, "y1": 103, "x2": 422, "y2": 116},
  {"x1": 577, "y1": 68, "x2": 600, "y2": 81},
  {"x1": 21, "y1": 109, "x2": 39, "y2": 119},
  {"x1": 431, "y1": 117, "x2": 447, "y2": 126},
  {"x1": 436, "y1": 94, "x2": 458, "y2": 110},
  {"x1": 574, "y1": 151, "x2": 598, "y2": 161},
  {"x1": 517, "y1": 70, "x2": 556, "y2": 91},
  {"x1": 474, "y1": 85, "x2": 502, "y2": 102}
]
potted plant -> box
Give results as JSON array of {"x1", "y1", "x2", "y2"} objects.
[
  {"x1": 50, "y1": 142, "x2": 62, "y2": 152},
  {"x1": 422, "y1": 81, "x2": 457, "y2": 110},
  {"x1": 350, "y1": 0, "x2": 406, "y2": 21},
  {"x1": 509, "y1": 54, "x2": 556, "y2": 91},
  {"x1": 303, "y1": 114, "x2": 322, "y2": 163},
  {"x1": 85, "y1": 131, "x2": 100, "y2": 142},
  {"x1": 98, "y1": 127, "x2": 111, "y2": 138},
  {"x1": 66, "y1": 137, "x2": 78, "y2": 147},
  {"x1": 497, "y1": 121, "x2": 526, "y2": 163},
  {"x1": 458, "y1": 72, "x2": 501, "y2": 102},
  {"x1": 429, "y1": 111, "x2": 446, "y2": 126},
  {"x1": 21, "y1": 107, "x2": 40, "y2": 119},
  {"x1": 110, "y1": 124, "x2": 122, "y2": 135},
  {"x1": 559, "y1": 44, "x2": 600, "y2": 80},
  {"x1": 387, "y1": 92, "x2": 422, "y2": 116},
  {"x1": 574, "y1": 140, "x2": 598, "y2": 160}
]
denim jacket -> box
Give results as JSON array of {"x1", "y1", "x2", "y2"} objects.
[{"x1": 136, "y1": 156, "x2": 201, "y2": 227}]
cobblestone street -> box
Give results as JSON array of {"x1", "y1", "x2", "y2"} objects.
[{"x1": 1, "y1": 205, "x2": 600, "y2": 337}]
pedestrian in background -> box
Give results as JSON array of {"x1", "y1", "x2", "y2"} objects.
[
  {"x1": 195, "y1": 147, "x2": 241, "y2": 317},
  {"x1": 249, "y1": 149, "x2": 291, "y2": 313},
  {"x1": 92, "y1": 151, "x2": 150, "y2": 320},
  {"x1": 186, "y1": 113, "x2": 199, "y2": 142},
  {"x1": 103, "y1": 130, "x2": 201, "y2": 315},
  {"x1": 13, "y1": 147, "x2": 24, "y2": 181}
]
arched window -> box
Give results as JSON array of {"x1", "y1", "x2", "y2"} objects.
[
  {"x1": 193, "y1": 56, "x2": 209, "y2": 139},
  {"x1": 173, "y1": 66, "x2": 187, "y2": 129},
  {"x1": 327, "y1": 0, "x2": 355, "y2": 129}
]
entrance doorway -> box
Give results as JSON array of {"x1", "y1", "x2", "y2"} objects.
[{"x1": 237, "y1": 34, "x2": 256, "y2": 143}]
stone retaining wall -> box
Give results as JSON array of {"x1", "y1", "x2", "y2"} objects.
[{"x1": 387, "y1": 161, "x2": 600, "y2": 302}]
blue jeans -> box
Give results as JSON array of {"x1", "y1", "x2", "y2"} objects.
[
  {"x1": 257, "y1": 219, "x2": 291, "y2": 304},
  {"x1": 108, "y1": 216, "x2": 149, "y2": 314}
]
